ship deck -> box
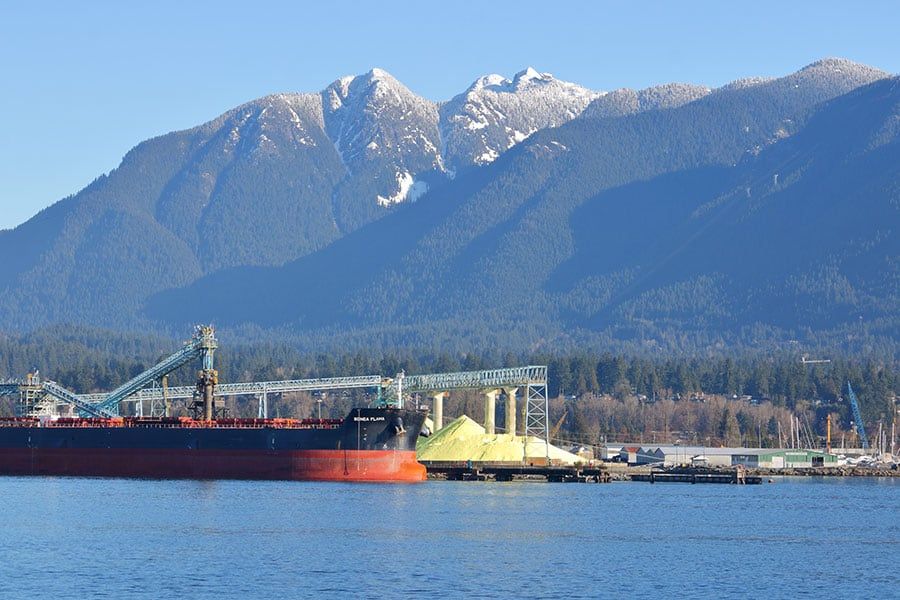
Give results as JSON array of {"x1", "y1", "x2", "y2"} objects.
[{"x1": 0, "y1": 416, "x2": 344, "y2": 430}]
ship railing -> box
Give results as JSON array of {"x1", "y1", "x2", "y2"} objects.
[
  {"x1": 0, "y1": 417, "x2": 125, "y2": 428},
  {"x1": 0, "y1": 416, "x2": 345, "y2": 429},
  {"x1": 44, "y1": 418, "x2": 125, "y2": 428},
  {"x1": 0, "y1": 417, "x2": 41, "y2": 427}
]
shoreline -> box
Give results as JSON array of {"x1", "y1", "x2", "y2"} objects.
[{"x1": 748, "y1": 466, "x2": 900, "y2": 478}]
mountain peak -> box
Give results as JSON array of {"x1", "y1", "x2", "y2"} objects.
[
  {"x1": 319, "y1": 68, "x2": 441, "y2": 218},
  {"x1": 368, "y1": 67, "x2": 392, "y2": 79},
  {"x1": 327, "y1": 68, "x2": 404, "y2": 97},
  {"x1": 791, "y1": 57, "x2": 889, "y2": 83},
  {"x1": 709, "y1": 57, "x2": 890, "y2": 102},
  {"x1": 441, "y1": 68, "x2": 600, "y2": 169},
  {"x1": 464, "y1": 68, "x2": 559, "y2": 94},
  {"x1": 468, "y1": 73, "x2": 510, "y2": 92},
  {"x1": 800, "y1": 57, "x2": 878, "y2": 73},
  {"x1": 362, "y1": 67, "x2": 405, "y2": 87},
  {"x1": 513, "y1": 66, "x2": 551, "y2": 86}
]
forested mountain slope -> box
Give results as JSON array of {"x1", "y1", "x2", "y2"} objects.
[
  {"x1": 0, "y1": 59, "x2": 894, "y2": 354},
  {"x1": 147, "y1": 66, "x2": 899, "y2": 353},
  {"x1": 0, "y1": 67, "x2": 602, "y2": 330}
]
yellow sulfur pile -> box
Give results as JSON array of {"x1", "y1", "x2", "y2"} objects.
[{"x1": 416, "y1": 415, "x2": 586, "y2": 465}]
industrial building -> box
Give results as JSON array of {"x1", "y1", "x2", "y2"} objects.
[{"x1": 630, "y1": 445, "x2": 838, "y2": 468}]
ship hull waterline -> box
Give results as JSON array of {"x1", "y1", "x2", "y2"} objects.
[{"x1": 0, "y1": 448, "x2": 426, "y2": 482}]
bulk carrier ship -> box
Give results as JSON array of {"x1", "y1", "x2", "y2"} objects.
[
  {"x1": 0, "y1": 409, "x2": 426, "y2": 482},
  {"x1": 0, "y1": 327, "x2": 428, "y2": 482}
]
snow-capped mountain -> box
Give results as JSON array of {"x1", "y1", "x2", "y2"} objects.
[
  {"x1": 323, "y1": 69, "x2": 441, "y2": 212},
  {"x1": 439, "y1": 67, "x2": 602, "y2": 172},
  {"x1": 321, "y1": 67, "x2": 602, "y2": 213},
  {"x1": 1, "y1": 59, "x2": 892, "y2": 339},
  {"x1": 324, "y1": 69, "x2": 440, "y2": 168},
  {"x1": 150, "y1": 71, "x2": 900, "y2": 354}
]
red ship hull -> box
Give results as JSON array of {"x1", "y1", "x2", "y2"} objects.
[{"x1": 0, "y1": 447, "x2": 426, "y2": 482}]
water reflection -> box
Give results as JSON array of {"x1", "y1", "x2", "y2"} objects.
[{"x1": 0, "y1": 477, "x2": 895, "y2": 599}]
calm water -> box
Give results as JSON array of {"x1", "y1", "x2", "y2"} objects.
[{"x1": 0, "y1": 477, "x2": 896, "y2": 599}]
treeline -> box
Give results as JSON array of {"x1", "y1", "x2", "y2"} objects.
[
  {"x1": 543, "y1": 354, "x2": 897, "y2": 418},
  {"x1": 548, "y1": 394, "x2": 807, "y2": 448}
]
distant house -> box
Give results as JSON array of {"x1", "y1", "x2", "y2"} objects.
[
  {"x1": 619, "y1": 446, "x2": 641, "y2": 464},
  {"x1": 599, "y1": 445, "x2": 622, "y2": 461}
]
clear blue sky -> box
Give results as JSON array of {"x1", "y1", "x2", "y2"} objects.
[{"x1": 1, "y1": 0, "x2": 897, "y2": 230}]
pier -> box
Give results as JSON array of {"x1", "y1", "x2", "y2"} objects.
[
  {"x1": 423, "y1": 462, "x2": 611, "y2": 483},
  {"x1": 630, "y1": 466, "x2": 762, "y2": 484}
]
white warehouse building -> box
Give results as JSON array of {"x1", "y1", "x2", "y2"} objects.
[{"x1": 635, "y1": 446, "x2": 837, "y2": 468}]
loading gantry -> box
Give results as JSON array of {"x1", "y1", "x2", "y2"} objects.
[
  {"x1": 2, "y1": 327, "x2": 551, "y2": 444},
  {"x1": 0, "y1": 326, "x2": 219, "y2": 419},
  {"x1": 2, "y1": 372, "x2": 123, "y2": 418},
  {"x1": 91, "y1": 325, "x2": 219, "y2": 418}
]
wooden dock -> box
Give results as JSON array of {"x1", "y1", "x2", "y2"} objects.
[
  {"x1": 631, "y1": 466, "x2": 762, "y2": 484},
  {"x1": 423, "y1": 462, "x2": 611, "y2": 483}
]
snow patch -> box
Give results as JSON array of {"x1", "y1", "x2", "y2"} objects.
[
  {"x1": 376, "y1": 171, "x2": 428, "y2": 206},
  {"x1": 476, "y1": 148, "x2": 499, "y2": 164},
  {"x1": 254, "y1": 133, "x2": 277, "y2": 153}
]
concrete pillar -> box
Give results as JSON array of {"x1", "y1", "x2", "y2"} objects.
[
  {"x1": 432, "y1": 392, "x2": 446, "y2": 431},
  {"x1": 504, "y1": 387, "x2": 518, "y2": 435},
  {"x1": 521, "y1": 396, "x2": 527, "y2": 435},
  {"x1": 203, "y1": 379, "x2": 214, "y2": 421},
  {"x1": 484, "y1": 389, "x2": 499, "y2": 434}
]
